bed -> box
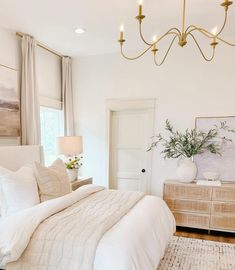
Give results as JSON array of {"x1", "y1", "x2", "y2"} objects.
[{"x1": 0, "y1": 146, "x2": 175, "y2": 270}]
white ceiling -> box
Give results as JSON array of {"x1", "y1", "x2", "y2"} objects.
[{"x1": 0, "y1": 0, "x2": 234, "y2": 57}]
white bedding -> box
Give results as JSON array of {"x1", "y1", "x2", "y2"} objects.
[
  {"x1": 95, "y1": 195, "x2": 175, "y2": 270},
  {"x1": 0, "y1": 185, "x2": 175, "y2": 270}
]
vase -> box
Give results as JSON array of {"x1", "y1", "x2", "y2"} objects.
[
  {"x1": 177, "y1": 157, "x2": 197, "y2": 183},
  {"x1": 66, "y1": 169, "x2": 78, "y2": 182}
]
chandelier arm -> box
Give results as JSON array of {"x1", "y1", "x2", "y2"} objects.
[
  {"x1": 216, "y1": 9, "x2": 228, "y2": 36},
  {"x1": 188, "y1": 33, "x2": 215, "y2": 62},
  {"x1": 139, "y1": 23, "x2": 152, "y2": 46},
  {"x1": 186, "y1": 7, "x2": 228, "y2": 37},
  {"x1": 217, "y1": 37, "x2": 235, "y2": 46},
  {"x1": 155, "y1": 29, "x2": 180, "y2": 44},
  {"x1": 139, "y1": 23, "x2": 181, "y2": 46},
  {"x1": 154, "y1": 35, "x2": 177, "y2": 66},
  {"x1": 120, "y1": 45, "x2": 152, "y2": 61},
  {"x1": 186, "y1": 26, "x2": 213, "y2": 38}
]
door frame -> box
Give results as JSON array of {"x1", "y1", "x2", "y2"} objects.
[{"x1": 105, "y1": 98, "x2": 156, "y2": 191}]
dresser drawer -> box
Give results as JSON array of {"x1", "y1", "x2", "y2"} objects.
[
  {"x1": 211, "y1": 202, "x2": 235, "y2": 217},
  {"x1": 164, "y1": 184, "x2": 212, "y2": 200},
  {"x1": 210, "y1": 216, "x2": 235, "y2": 232},
  {"x1": 212, "y1": 187, "x2": 235, "y2": 202},
  {"x1": 173, "y1": 212, "x2": 210, "y2": 229},
  {"x1": 165, "y1": 199, "x2": 211, "y2": 214}
]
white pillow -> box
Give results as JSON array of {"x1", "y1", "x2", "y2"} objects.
[
  {"x1": 0, "y1": 166, "x2": 40, "y2": 218},
  {"x1": 0, "y1": 166, "x2": 12, "y2": 217},
  {"x1": 34, "y1": 159, "x2": 71, "y2": 202}
]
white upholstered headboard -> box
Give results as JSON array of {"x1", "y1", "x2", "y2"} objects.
[{"x1": 0, "y1": 145, "x2": 44, "y2": 171}]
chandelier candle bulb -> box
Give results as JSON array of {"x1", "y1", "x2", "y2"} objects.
[
  {"x1": 138, "y1": 0, "x2": 143, "y2": 16},
  {"x1": 210, "y1": 27, "x2": 219, "y2": 48},
  {"x1": 119, "y1": 25, "x2": 124, "y2": 42},
  {"x1": 211, "y1": 26, "x2": 218, "y2": 36},
  {"x1": 152, "y1": 35, "x2": 157, "y2": 43},
  {"x1": 151, "y1": 36, "x2": 158, "y2": 54}
]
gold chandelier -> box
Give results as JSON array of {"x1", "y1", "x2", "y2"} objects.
[{"x1": 118, "y1": 0, "x2": 235, "y2": 66}]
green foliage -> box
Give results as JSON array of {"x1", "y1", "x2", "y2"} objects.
[
  {"x1": 148, "y1": 120, "x2": 235, "y2": 159},
  {"x1": 65, "y1": 156, "x2": 83, "y2": 170}
]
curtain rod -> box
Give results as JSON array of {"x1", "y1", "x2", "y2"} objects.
[{"x1": 16, "y1": 32, "x2": 64, "y2": 58}]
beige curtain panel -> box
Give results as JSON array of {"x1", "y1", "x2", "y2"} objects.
[
  {"x1": 62, "y1": 56, "x2": 75, "y2": 136},
  {"x1": 21, "y1": 35, "x2": 40, "y2": 145}
]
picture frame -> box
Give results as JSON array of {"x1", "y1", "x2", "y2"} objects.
[
  {"x1": 194, "y1": 116, "x2": 235, "y2": 181},
  {"x1": 0, "y1": 65, "x2": 20, "y2": 137}
]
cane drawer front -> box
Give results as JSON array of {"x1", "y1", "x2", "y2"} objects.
[
  {"x1": 165, "y1": 199, "x2": 211, "y2": 214},
  {"x1": 210, "y1": 216, "x2": 235, "y2": 232},
  {"x1": 164, "y1": 183, "x2": 212, "y2": 200},
  {"x1": 212, "y1": 187, "x2": 235, "y2": 202},
  {"x1": 173, "y1": 212, "x2": 210, "y2": 229},
  {"x1": 211, "y1": 202, "x2": 235, "y2": 217}
]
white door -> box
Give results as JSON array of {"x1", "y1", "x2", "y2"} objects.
[{"x1": 110, "y1": 109, "x2": 154, "y2": 193}]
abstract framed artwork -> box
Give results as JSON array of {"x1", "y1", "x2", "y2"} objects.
[
  {"x1": 0, "y1": 65, "x2": 20, "y2": 137},
  {"x1": 194, "y1": 116, "x2": 235, "y2": 182}
]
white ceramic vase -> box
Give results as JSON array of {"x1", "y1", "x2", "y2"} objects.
[
  {"x1": 177, "y1": 157, "x2": 197, "y2": 183},
  {"x1": 66, "y1": 169, "x2": 78, "y2": 182}
]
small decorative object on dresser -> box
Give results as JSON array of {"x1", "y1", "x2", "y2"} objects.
[
  {"x1": 57, "y1": 136, "x2": 83, "y2": 182},
  {"x1": 164, "y1": 180, "x2": 235, "y2": 233},
  {"x1": 148, "y1": 120, "x2": 235, "y2": 183},
  {"x1": 203, "y1": 171, "x2": 219, "y2": 182},
  {"x1": 71, "y1": 177, "x2": 93, "y2": 191}
]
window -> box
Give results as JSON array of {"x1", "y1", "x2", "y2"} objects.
[{"x1": 40, "y1": 107, "x2": 64, "y2": 165}]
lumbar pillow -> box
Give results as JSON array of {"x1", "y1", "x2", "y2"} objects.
[
  {"x1": 34, "y1": 159, "x2": 71, "y2": 202},
  {"x1": 0, "y1": 166, "x2": 40, "y2": 218}
]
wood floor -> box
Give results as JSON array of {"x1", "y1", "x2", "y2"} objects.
[{"x1": 175, "y1": 227, "x2": 235, "y2": 244}]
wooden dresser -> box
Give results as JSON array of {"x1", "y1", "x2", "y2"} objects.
[{"x1": 163, "y1": 180, "x2": 235, "y2": 233}]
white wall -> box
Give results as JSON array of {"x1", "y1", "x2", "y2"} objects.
[
  {"x1": 0, "y1": 27, "x2": 21, "y2": 146},
  {"x1": 72, "y1": 44, "x2": 235, "y2": 196}
]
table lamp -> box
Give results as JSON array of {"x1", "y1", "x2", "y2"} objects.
[{"x1": 57, "y1": 136, "x2": 83, "y2": 156}]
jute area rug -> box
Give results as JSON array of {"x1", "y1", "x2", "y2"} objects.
[{"x1": 157, "y1": 236, "x2": 235, "y2": 270}]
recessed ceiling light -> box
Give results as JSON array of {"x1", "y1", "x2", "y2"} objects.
[{"x1": 74, "y1": 28, "x2": 86, "y2": 34}]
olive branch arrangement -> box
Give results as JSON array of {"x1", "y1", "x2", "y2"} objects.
[{"x1": 147, "y1": 120, "x2": 235, "y2": 159}]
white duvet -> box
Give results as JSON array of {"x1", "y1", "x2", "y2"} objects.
[{"x1": 0, "y1": 185, "x2": 175, "y2": 270}]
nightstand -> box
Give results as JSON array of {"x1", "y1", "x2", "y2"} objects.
[{"x1": 71, "y1": 177, "x2": 93, "y2": 191}]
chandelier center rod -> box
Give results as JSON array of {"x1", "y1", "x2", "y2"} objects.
[{"x1": 182, "y1": 0, "x2": 187, "y2": 34}]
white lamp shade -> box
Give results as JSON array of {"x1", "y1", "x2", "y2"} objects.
[{"x1": 57, "y1": 136, "x2": 83, "y2": 155}]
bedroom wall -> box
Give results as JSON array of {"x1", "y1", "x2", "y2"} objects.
[
  {"x1": 72, "y1": 44, "x2": 235, "y2": 196},
  {"x1": 0, "y1": 27, "x2": 21, "y2": 146}
]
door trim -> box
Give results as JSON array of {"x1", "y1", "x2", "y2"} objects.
[{"x1": 105, "y1": 98, "x2": 156, "y2": 191}]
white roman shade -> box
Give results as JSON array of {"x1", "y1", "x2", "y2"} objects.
[{"x1": 36, "y1": 46, "x2": 62, "y2": 109}]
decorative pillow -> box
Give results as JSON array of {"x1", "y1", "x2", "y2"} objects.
[
  {"x1": 0, "y1": 166, "x2": 12, "y2": 218},
  {"x1": 0, "y1": 166, "x2": 40, "y2": 218},
  {"x1": 34, "y1": 159, "x2": 71, "y2": 202}
]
